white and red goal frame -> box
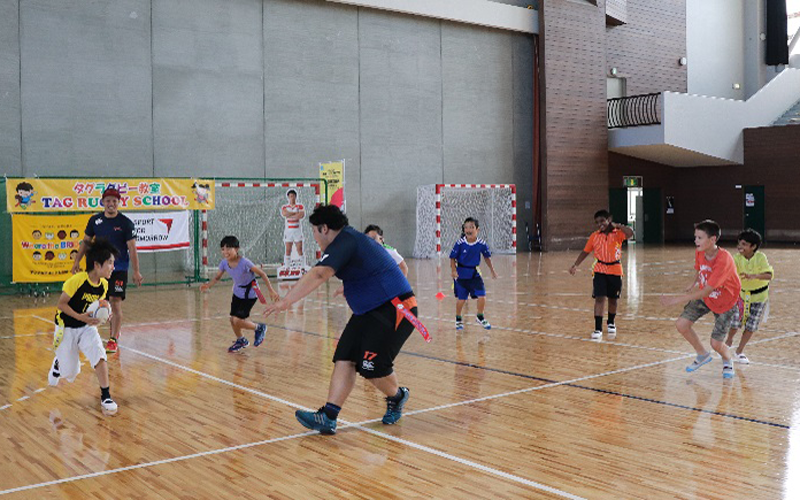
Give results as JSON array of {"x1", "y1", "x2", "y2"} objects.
[
  {"x1": 201, "y1": 181, "x2": 322, "y2": 268},
  {"x1": 414, "y1": 184, "x2": 517, "y2": 259}
]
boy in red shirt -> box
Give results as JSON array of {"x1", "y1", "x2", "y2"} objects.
[
  {"x1": 660, "y1": 220, "x2": 741, "y2": 379},
  {"x1": 570, "y1": 210, "x2": 633, "y2": 340}
]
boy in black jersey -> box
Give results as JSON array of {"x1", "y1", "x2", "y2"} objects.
[{"x1": 49, "y1": 239, "x2": 120, "y2": 414}]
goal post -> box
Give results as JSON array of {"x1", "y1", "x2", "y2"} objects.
[
  {"x1": 202, "y1": 180, "x2": 324, "y2": 273},
  {"x1": 413, "y1": 184, "x2": 516, "y2": 259}
]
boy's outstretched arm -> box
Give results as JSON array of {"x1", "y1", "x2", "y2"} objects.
[
  {"x1": 483, "y1": 257, "x2": 498, "y2": 279},
  {"x1": 569, "y1": 251, "x2": 591, "y2": 275},
  {"x1": 252, "y1": 266, "x2": 280, "y2": 302},
  {"x1": 660, "y1": 284, "x2": 713, "y2": 307},
  {"x1": 200, "y1": 270, "x2": 225, "y2": 292}
]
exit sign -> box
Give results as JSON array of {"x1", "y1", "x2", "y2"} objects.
[{"x1": 623, "y1": 176, "x2": 642, "y2": 188}]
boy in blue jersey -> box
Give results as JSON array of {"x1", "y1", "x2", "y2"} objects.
[
  {"x1": 265, "y1": 205, "x2": 417, "y2": 435},
  {"x1": 450, "y1": 217, "x2": 497, "y2": 330},
  {"x1": 50, "y1": 238, "x2": 120, "y2": 414},
  {"x1": 71, "y1": 186, "x2": 143, "y2": 354}
]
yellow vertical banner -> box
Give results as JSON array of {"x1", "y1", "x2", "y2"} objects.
[
  {"x1": 12, "y1": 214, "x2": 92, "y2": 283},
  {"x1": 319, "y1": 160, "x2": 345, "y2": 210}
]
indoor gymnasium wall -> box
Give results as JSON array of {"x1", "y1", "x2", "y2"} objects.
[
  {"x1": 538, "y1": 0, "x2": 607, "y2": 251},
  {"x1": 0, "y1": 0, "x2": 533, "y2": 257},
  {"x1": 605, "y1": 0, "x2": 687, "y2": 96},
  {"x1": 16, "y1": 0, "x2": 153, "y2": 176},
  {"x1": 743, "y1": 125, "x2": 800, "y2": 243},
  {"x1": 0, "y1": 0, "x2": 21, "y2": 176},
  {"x1": 607, "y1": 154, "x2": 745, "y2": 243}
]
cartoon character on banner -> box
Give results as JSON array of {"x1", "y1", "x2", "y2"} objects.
[
  {"x1": 192, "y1": 182, "x2": 211, "y2": 205},
  {"x1": 15, "y1": 182, "x2": 36, "y2": 209}
]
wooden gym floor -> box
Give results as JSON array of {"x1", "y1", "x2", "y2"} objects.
[{"x1": 1, "y1": 245, "x2": 798, "y2": 499}]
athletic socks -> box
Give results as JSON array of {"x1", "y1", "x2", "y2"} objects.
[
  {"x1": 456, "y1": 315, "x2": 462, "y2": 322},
  {"x1": 595, "y1": 316, "x2": 603, "y2": 331},
  {"x1": 100, "y1": 386, "x2": 111, "y2": 401},
  {"x1": 323, "y1": 402, "x2": 341, "y2": 420},
  {"x1": 477, "y1": 314, "x2": 485, "y2": 321},
  {"x1": 608, "y1": 313, "x2": 616, "y2": 325}
]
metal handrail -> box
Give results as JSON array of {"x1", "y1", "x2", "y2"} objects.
[{"x1": 607, "y1": 92, "x2": 661, "y2": 129}]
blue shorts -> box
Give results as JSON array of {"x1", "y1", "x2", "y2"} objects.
[{"x1": 453, "y1": 276, "x2": 486, "y2": 300}]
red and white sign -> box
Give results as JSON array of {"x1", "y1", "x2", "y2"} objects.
[{"x1": 130, "y1": 211, "x2": 190, "y2": 253}]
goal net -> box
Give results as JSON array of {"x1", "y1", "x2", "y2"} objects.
[
  {"x1": 413, "y1": 184, "x2": 516, "y2": 258},
  {"x1": 202, "y1": 181, "x2": 321, "y2": 272}
]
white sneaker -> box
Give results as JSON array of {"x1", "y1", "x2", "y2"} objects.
[
  {"x1": 48, "y1": 358, "x2": 60, "y2": 387},
  {"x1": 607, "y1": 324, "x2": 617, "y2": 339},
  {"x1": 591, "y1": 330, "x2": 602, "y2": 340},
  {"x1": 101, "y1": 398, "x2": 118, "y2": 414},
  {"x1": 476, "y1": 317, "x2": 492, "y2": 330},
  {"x1": 734, "y1": 353, "x2": 750, "y2": 364}
]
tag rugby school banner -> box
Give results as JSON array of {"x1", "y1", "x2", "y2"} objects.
[{"x1": 6, "y1": 178, "x2": 215, "y2": 213}]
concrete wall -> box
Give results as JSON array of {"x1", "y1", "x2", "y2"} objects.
[
  {"x1": 0, "y1": 0, "x2": 534, "y2": 256},
  {"x1": 687, "y1": 0, "x2": 746, "y2": 99}
]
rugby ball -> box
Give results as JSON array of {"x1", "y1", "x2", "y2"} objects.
[{"x1": 87, "y1": 299, "x2": 112, "y2": 324}]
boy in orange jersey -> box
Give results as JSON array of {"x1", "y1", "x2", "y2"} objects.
[
  {"x1": 660, "y1": 220, "x2": 742, "y2": 379},
  {"x1": 570, "y1": 210, "x2": 633, "y2": 340}
]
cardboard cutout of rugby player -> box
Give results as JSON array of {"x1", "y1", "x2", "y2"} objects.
[{"x1": 277, "y1": 189, "x2": 310, "y2": 280}]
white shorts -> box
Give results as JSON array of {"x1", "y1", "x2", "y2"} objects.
[
  {"x1": 53, "y1": 324, "x2": 107, "y2": 382},
  {"x1": 284, "y1": 227, "x2": 303, "y2": 243}
]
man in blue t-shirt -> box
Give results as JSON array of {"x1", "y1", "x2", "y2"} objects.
[
  {"x1": 265, "y1": 205, "x2": 417, "y2": 435},
  {"x1": 71, "y1": 186, "x2": 143, "y2": 354}
]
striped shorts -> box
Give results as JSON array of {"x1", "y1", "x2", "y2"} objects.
[{"x1": 731, "y1": 300, "x2": 767, "y2": 332}]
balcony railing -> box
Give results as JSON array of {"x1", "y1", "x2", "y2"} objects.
[{"x1": 607, "y1": 93, "x2": 661, "y2": 129}]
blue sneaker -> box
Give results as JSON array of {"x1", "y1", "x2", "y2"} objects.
[
  {"x1": 254, "y1": 323, "x2": 267, "y2": 347},
  {"x1": 476, "y1": 317, "x2": 491, "y2": 330},
  {"x1": 295, "y1": 408, "x2": 337, "y2": 435},
  {"x1": 228, "y1": 337, "x2": 249, "y2": 353},
  {"x1": 686, "y1": 353, "x2": 713, "y2": 372},
  {"x1": 722, "y1": 364, "x2": 735, "y2": 379},
  {"x1": 455, "y1": 320, "x2": 464, "y2": 331},
  {"x1": 382, "y1": 387, "x2": 410, "y2": 425}
]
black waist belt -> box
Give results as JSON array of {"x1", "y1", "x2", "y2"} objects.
[
  {"x1": 238, "y1": 281, "x2": 254, "y2": 298},
  {"x1": 744, "y1": 284, "x2": 769, "y2": 295},
  {"x1": 597, "y1": 259, "x2": 620, "y2": 266}
]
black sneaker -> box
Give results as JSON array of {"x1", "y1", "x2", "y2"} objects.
[
  {"x1": 48, "y1": 358, "x2": 61, "y2": 387},
  {"x1": 228, "y1": 337, "x2": 250, "y2": 353},
  {"x1": 295, "y1": 408, "x2": 337, "y2": 435},
  {"x1": 254, "y1": 323, "x2": 267, "y2": 347},
  {"x1": 382, "y1": 387, "x2": 410, "y2": 425}
]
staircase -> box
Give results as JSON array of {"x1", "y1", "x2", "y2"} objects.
[{"x1": 773, "y1": 98, "x2": 800, "y2": 126}]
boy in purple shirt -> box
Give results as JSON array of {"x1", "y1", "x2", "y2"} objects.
[{"x1": 201, "y1": 236, "x2": 279, "y2": 352}]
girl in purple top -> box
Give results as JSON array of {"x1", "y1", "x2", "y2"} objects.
[{"x1": 201, "y1": 236, "x2": 279, "y2": 352}]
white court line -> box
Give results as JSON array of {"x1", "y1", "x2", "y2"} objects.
[
  {"x1": 0, "y1": 431, "x2": 318, "y2": 496},
  {"x1": 402, "y1": 354, "x2": 692, "y2": 418},
  {"x1": 0, "y1": 340, "x2": 592, "y2": 498},
  {"x1": 306, "y1": 298, "x2": 800, "y2": 370},
  {"x1": 0, "y1": 332, "x2": 51, "y2": 340},
  {"x1": 124, "y1": 346, "x2": 585, "y2": 499}
]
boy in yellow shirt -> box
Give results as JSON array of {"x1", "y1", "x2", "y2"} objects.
[{"x1": 725, "y1": 229, "x2": 773, "y2": 364}]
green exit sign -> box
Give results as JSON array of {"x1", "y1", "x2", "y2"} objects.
[{"x1": 623, "y1": 176, "x2": 642, "y2": 188}]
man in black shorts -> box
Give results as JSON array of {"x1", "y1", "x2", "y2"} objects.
[
  {"x1": 265, "y1": 205, "x2": 417, "y2": 435},
  {"x1": 71, "y1": 186, "x2": 143, "y2": 353}
]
